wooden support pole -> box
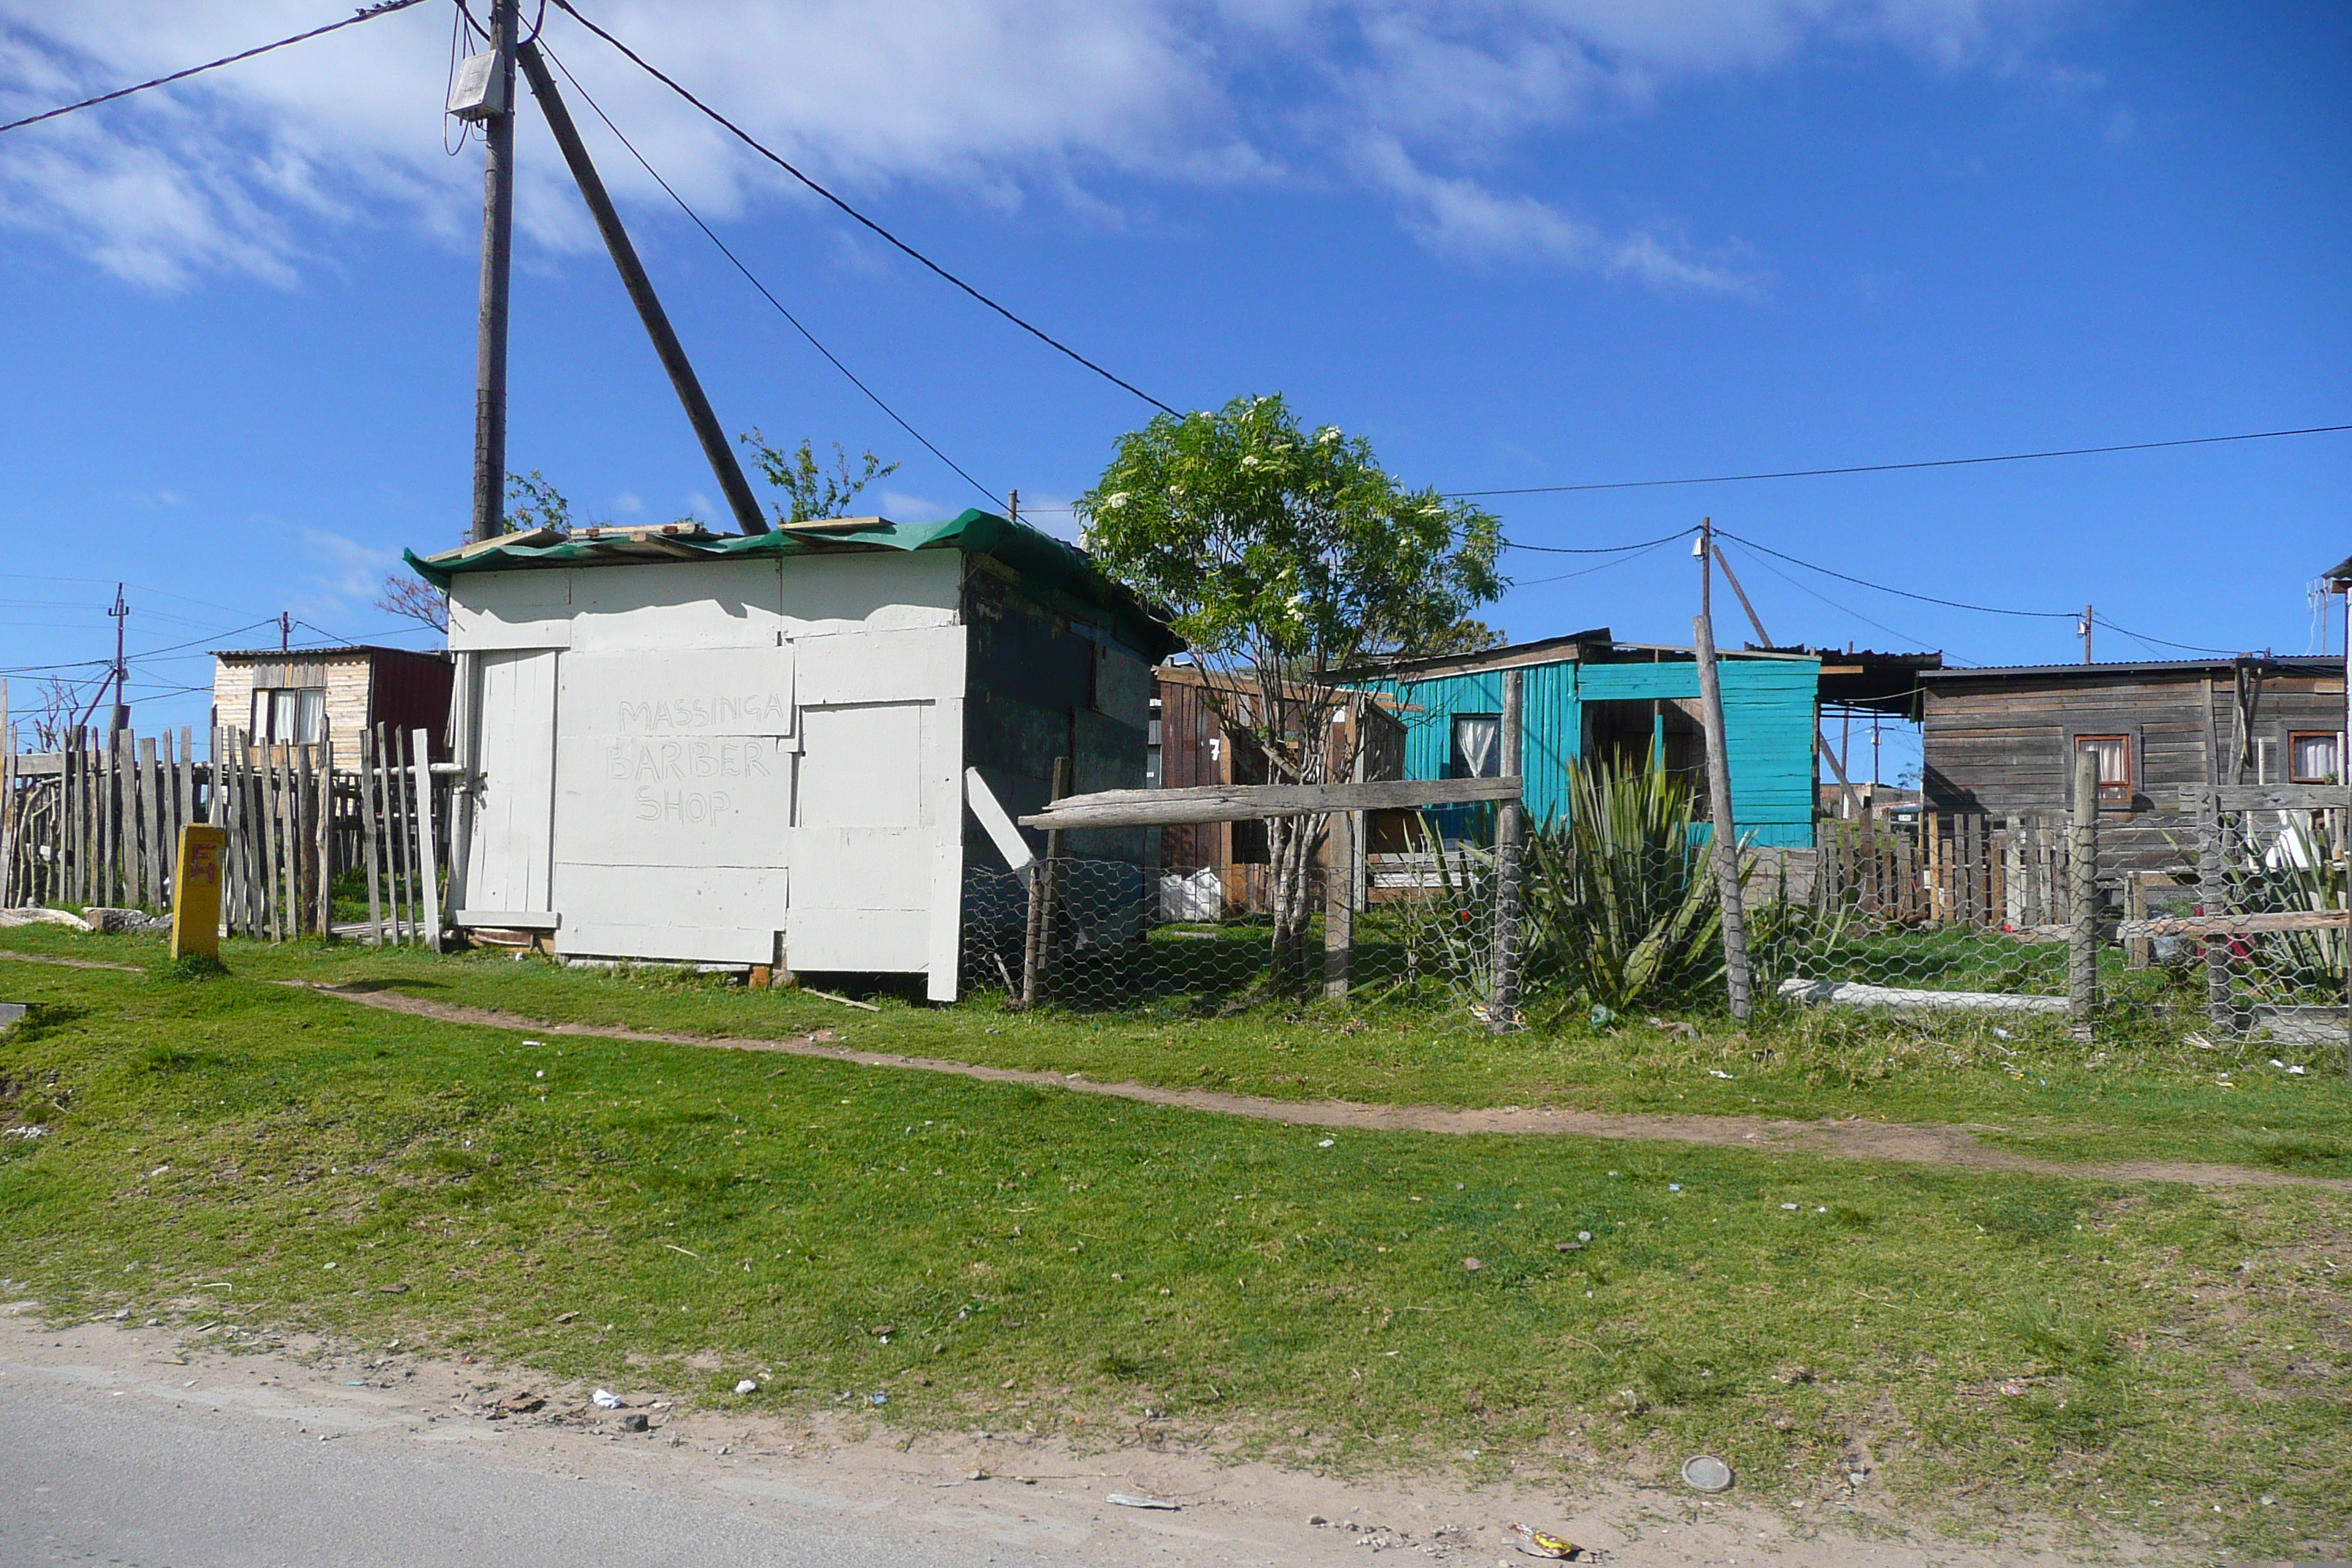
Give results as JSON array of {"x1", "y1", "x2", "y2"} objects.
[
  {"x1": 515, "y1": 42, "x2": 769, "y2": 535},
  {"x1": 2194, "y1": 785, "x2": 2234, "y2": 1035},
  {"x1": 0, "y1": 680, "x2": 13, "y2": 906},
  {"x1": 469, "y1": 0, "x2": 519, "y2": 544},
  {"x1": 315, "y1": 728, "x2": 334, "y2": 937},
  {"x1": 139, "y1": 736, "x2": 162, "y2": 911},
  {"x1": 1488, "y1": 667, "x2": 1525, "y2": 1032},
  {"x1": 2068, "y1": 746, "x2": 2100, "y2": 1033},
  {"x1": 359, "y1": 727, "x2": 384, "y2": 945},
  {"x1": 1323, "y1": 804, "x2": 1354, "y2": 1000},
  {"x1": 1020, "y1": 756, "x2": 1070, "y2": 1007},
  {"x1": 412, "y1": 728, "x2": 441, "y2": 953},
  {"x1": 1692, "y1": 610, "x2": 1753, "y2": 1021}
]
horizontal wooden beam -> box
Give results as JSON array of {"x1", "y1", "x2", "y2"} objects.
[
  {"x1": 2178, "y1": 783, "x2": 2352, "y2": 813},
  {"x1": 1019, "y1": 775, "x2": 1520, "y2": 831},
  {"x1": 2011, "y1": 908, "x2": 2351, "y2": 942}
]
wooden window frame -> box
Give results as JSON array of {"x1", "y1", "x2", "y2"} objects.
[
  {"x1": 2289, "y1": 730, "x2": 2343, "y2": 786},
  {"x1": 1449, "y1": 713, "x2": 1502, "y2": 780},
  {"x1": 2074, "y1": 733, "x2": 2133, "y2": 807}
]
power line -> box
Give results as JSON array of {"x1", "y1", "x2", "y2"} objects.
[
  {"x1": 1504, "y1": 525, "x2": 1695, "y2": 556},
  {"x1": 1714, "y1": 529, "x2": 2075, "y2": 619},
  {"x1": 2089, "y1": 614, "x2": 2243, "y2": 657},
  {"x1": 1510, "y1": 535, "x2": 1682, "y2": 587},
  {"x1": 0, "y1": 0, "x2": 433, "y2": 137},
  {"x1": 1447, "y1": 422, "x2": 2352, "y2": 498},
  {"x1": 1720, "y1": 541, "x2": 1969, "y2": 666},
  {"x1": 537, "y1": 42, "x2": 1005, "y2": 512},
  {"x1": 550, "y1": 0, "x2": 1177, "y2": 418}
]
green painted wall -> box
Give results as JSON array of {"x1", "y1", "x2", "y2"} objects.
[{"x1": 1371, "y1": 653, "x2": 1822, "y2": 846}]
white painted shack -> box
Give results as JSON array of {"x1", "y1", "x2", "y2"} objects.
[{"x1": 407, "y1": 512, "x2": 1181, "y2": 998}]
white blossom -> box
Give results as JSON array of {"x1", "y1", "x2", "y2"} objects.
[
  {"x1": 1316, "y1": 427, "x2": 1341, "y2": 444},
  {"x1": 1240, "y1": 454, "x2": 1260, "y2": 469},
  {"x1": 1101, "y1": 491, "x2": 1129, "y2": 510}
]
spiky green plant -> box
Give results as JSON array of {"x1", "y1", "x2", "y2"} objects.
[{"x1": 1520, "y1": 761, "x2": 1727, "y2": 1012}]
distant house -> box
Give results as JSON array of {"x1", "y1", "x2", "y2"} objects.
[
  {"x1": 1148, "y1": 663, "x2": 1406, "y2": 912},
  {"x1": 1919, "y1": 654, "x2": 2345, "y2": 878},
  {"x1": 1362, "y1": 631, "x2": 1835, "y2": 847},
  {"x1": 408, "y1": 511, "x2": 1180, "y2": 998},
  {"x1": 208, "y1": 645, "x2": 453, "y2": 758}
]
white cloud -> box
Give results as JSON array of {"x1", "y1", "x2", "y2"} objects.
[
  {"x1": 0, "y1": 0, "x2": 2073, "y2": 290},
  {"x1": 294, "y1": 524, "x2": 399, "y2": 613},
  {"x1": 611, "y1": 491, "x2": 642, "y2": 513}
]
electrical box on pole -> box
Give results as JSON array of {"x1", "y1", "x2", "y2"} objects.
[{"x1": 448, "y1": 51, "x2": 508, "y2": 120}]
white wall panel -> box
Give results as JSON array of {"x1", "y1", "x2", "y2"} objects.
[
  {"x1": 780, "y1": 550, "x2": 960, "y2": 636},
  {"x1": 568, "y1": 560, "x2": 784, "y2": 651},
  {"x1": 796, "y1": 622, "x2": 965, "y2": 707},
  {"x1": 461, "y1": 649, "x2": 558, "y2": 913}
]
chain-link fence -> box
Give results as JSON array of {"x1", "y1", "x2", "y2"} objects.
[{"x1": 2170, "y1": 804, "x2": 2349, "y2": 1048}]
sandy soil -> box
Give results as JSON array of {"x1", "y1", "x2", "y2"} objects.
[{"x1": 0, "y1": 1302, "x2": 2160, "y2": 1567}]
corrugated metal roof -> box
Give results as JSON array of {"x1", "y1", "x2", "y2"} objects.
[
  {"x1": 406, "y1": 508, "x2": 1184, "y2": 662},
  {"x1": 1921, "y1": 654, "x2": 2335, "y2": 681}
]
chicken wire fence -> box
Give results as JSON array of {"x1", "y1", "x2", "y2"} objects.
[
  {"x1": 1759, "y1": 806, "x2": 2350, "y2": 1052},
  {"x1": 955, "y1": 801, "x2": 2349, "y2": 1052}
]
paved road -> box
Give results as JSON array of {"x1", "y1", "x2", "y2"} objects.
[{"x1": 0, "y1": 1368, "x2": 1080, "y2": 1568}]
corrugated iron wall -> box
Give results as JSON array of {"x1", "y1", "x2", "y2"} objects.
[{"x1": 1378, "y1": 654, "x2": 1821, "y2": 846}]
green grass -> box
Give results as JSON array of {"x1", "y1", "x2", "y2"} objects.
[
  {"x1": 0, "y1": 936, "x2": 2348, "y2": 1556},
  {"x1": 5, "y1": 924, "x2": 2337, "y2": 1177}
]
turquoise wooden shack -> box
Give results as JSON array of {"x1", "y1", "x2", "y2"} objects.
[{"x1": 1363, "y1": 630, "x2": 1824, "y2": 847}]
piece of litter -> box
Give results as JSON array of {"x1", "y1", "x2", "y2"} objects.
[
  {"x1": 1107, "y1": 1493, "x2": 1180, "y2": 1510},
  {"x1": 592, "y1": 1389, "x2": 621, "y2": 1409},
  {"x1": 1462, "y1": 1257, "x2": 1483, "y2": 1271},
  {"x1": 735, "y1": 1379, "x2": 758, "y2": 1394},
  {"x1": 1667, "y1": 1183, "x2": 1682, "y2": 1193},
  {"x1": 1708, "y1": 1069, "x2": 1734, "y2": 1080},
  {"x1": 1992, "y1": 1027, "x2": 2013, "y2": 1040},
  {"x1": 1681, "y1": 1454, "x2": 1733, "y2": 1493},
  {"x1": 1782, "y1": 1202, "x2": 1800, "y2": 1210},
  {"x1": 2271, "y1": 1058, "x2": 2285, "y2": 1068},
  {"x1": 521, "y1": 1039, "x2": 540, "y2": 1047},
  {"x1": 1317, "y1": 1139, "x2": 1334, "y2": 1148},
  {"x1": 871, "y1": 1392, "x2": 888, "y2": 1406},
  {"x1": 1999, "y1": 1382, "x2": 2024, "y2": 1396},
  {"x1": 1577, "y1": 1231, "x2": 1591, "y2": 1243},
  {"x1": 1509, "y1": 1520, "x2": 1579, "y2": 1558},
  {"x1": 2288, "y1": 1065, "x2": 2308, "y2": 1075}
]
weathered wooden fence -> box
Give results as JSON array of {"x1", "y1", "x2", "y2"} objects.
[
  {"x1": 1815, "y1": 812, "x2": 2073, "y2": 930},
  {"x1": 1, "y1": 719, "x2": 448, "y2": 946}
]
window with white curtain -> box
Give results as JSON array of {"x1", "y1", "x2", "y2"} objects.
[
  {"x1": 252, "y1": 687, "x2": 325, "y2": 745},
  {"x1": 1450, "y1": 714, "x2": 1501, "y2": 779},
  {"x1": 2291, "y1": 731, "x2": 2342, "y2": 785}
]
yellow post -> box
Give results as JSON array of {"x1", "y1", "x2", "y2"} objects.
[{"x1": 170, "y1": 823, "x2": 226, "y2": 961}]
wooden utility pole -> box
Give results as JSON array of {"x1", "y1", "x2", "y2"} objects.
[
  {"x1": 2068, "y1": 745, "x2": 2099, "y2": 1033},
  {"x1": 2080, "y1": 603, "x2": 2094, "y2": 666},
  {"x1": 516, "y1": 42, "x2": 769, "y2": 535},
  {"x1": 469, "y1": 0, "x2": 519, "y2": 543},
  {"x1": 1693, "y1": 530, "x2": 1752, "y2": 1020}
]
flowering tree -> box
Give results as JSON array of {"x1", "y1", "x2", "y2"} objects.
[{"x1": 1077, "y1": 393, "x2": 1504, "y2": 984}]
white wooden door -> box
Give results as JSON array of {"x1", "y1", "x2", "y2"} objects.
[
  {"x1": 785, "y1": 701, "x2": 935, "y2": 973},
  {"x1": 462, "y1": 649, "x2": 558, "y2": 917},
  {"x1": 547, "y1": 646, "x2": 795, "y2": 964}
]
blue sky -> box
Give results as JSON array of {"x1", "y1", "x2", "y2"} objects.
[{"x1": 0, "y1": 0, "x2": 2345, "y2": 779}]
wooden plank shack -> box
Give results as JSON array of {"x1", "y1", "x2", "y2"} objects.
[{"x1": 1921, "y1": 654, "x2": 2345, "y2": 886}]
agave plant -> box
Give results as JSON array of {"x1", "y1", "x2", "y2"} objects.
[{"x1": 1519, "y1": 761, "x2": 1728, "y2": 1012}]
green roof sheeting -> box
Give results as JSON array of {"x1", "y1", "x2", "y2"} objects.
[{"x1": 406, "y1": 509, "x2": 1183, "y2": 661}]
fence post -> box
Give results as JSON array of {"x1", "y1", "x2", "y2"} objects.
[
  {"x1": 1692, "y1": 613, "x2": 1752, "y2": 1021},
  {"x1": 412, "y1": 729, "x2": 441, "y2": 953},
  {"x1": 359, "y1": 728, "x2": 384, "y2": 945},
  {"x1": 1323, "y1": 804, "x2": 1354, "y2": 1000},
  {"x1": 1488, "y1": 667, "x2": 1524, "y2": 1032},
  {"x1": 1021, "y1": 756, "x2": 1069, "y2": 1007},
  {"x1": 2192, "y1": 785, "x2": 2235, "y2": 1036},
  {"x1": 2068, "y1": 746, "x2": 2099, "y2": 1034}
]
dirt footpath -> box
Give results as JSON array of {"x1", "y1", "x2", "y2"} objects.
[{"x1": 300, "y1": 980, "x2": 2341, "y2": 1191}]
